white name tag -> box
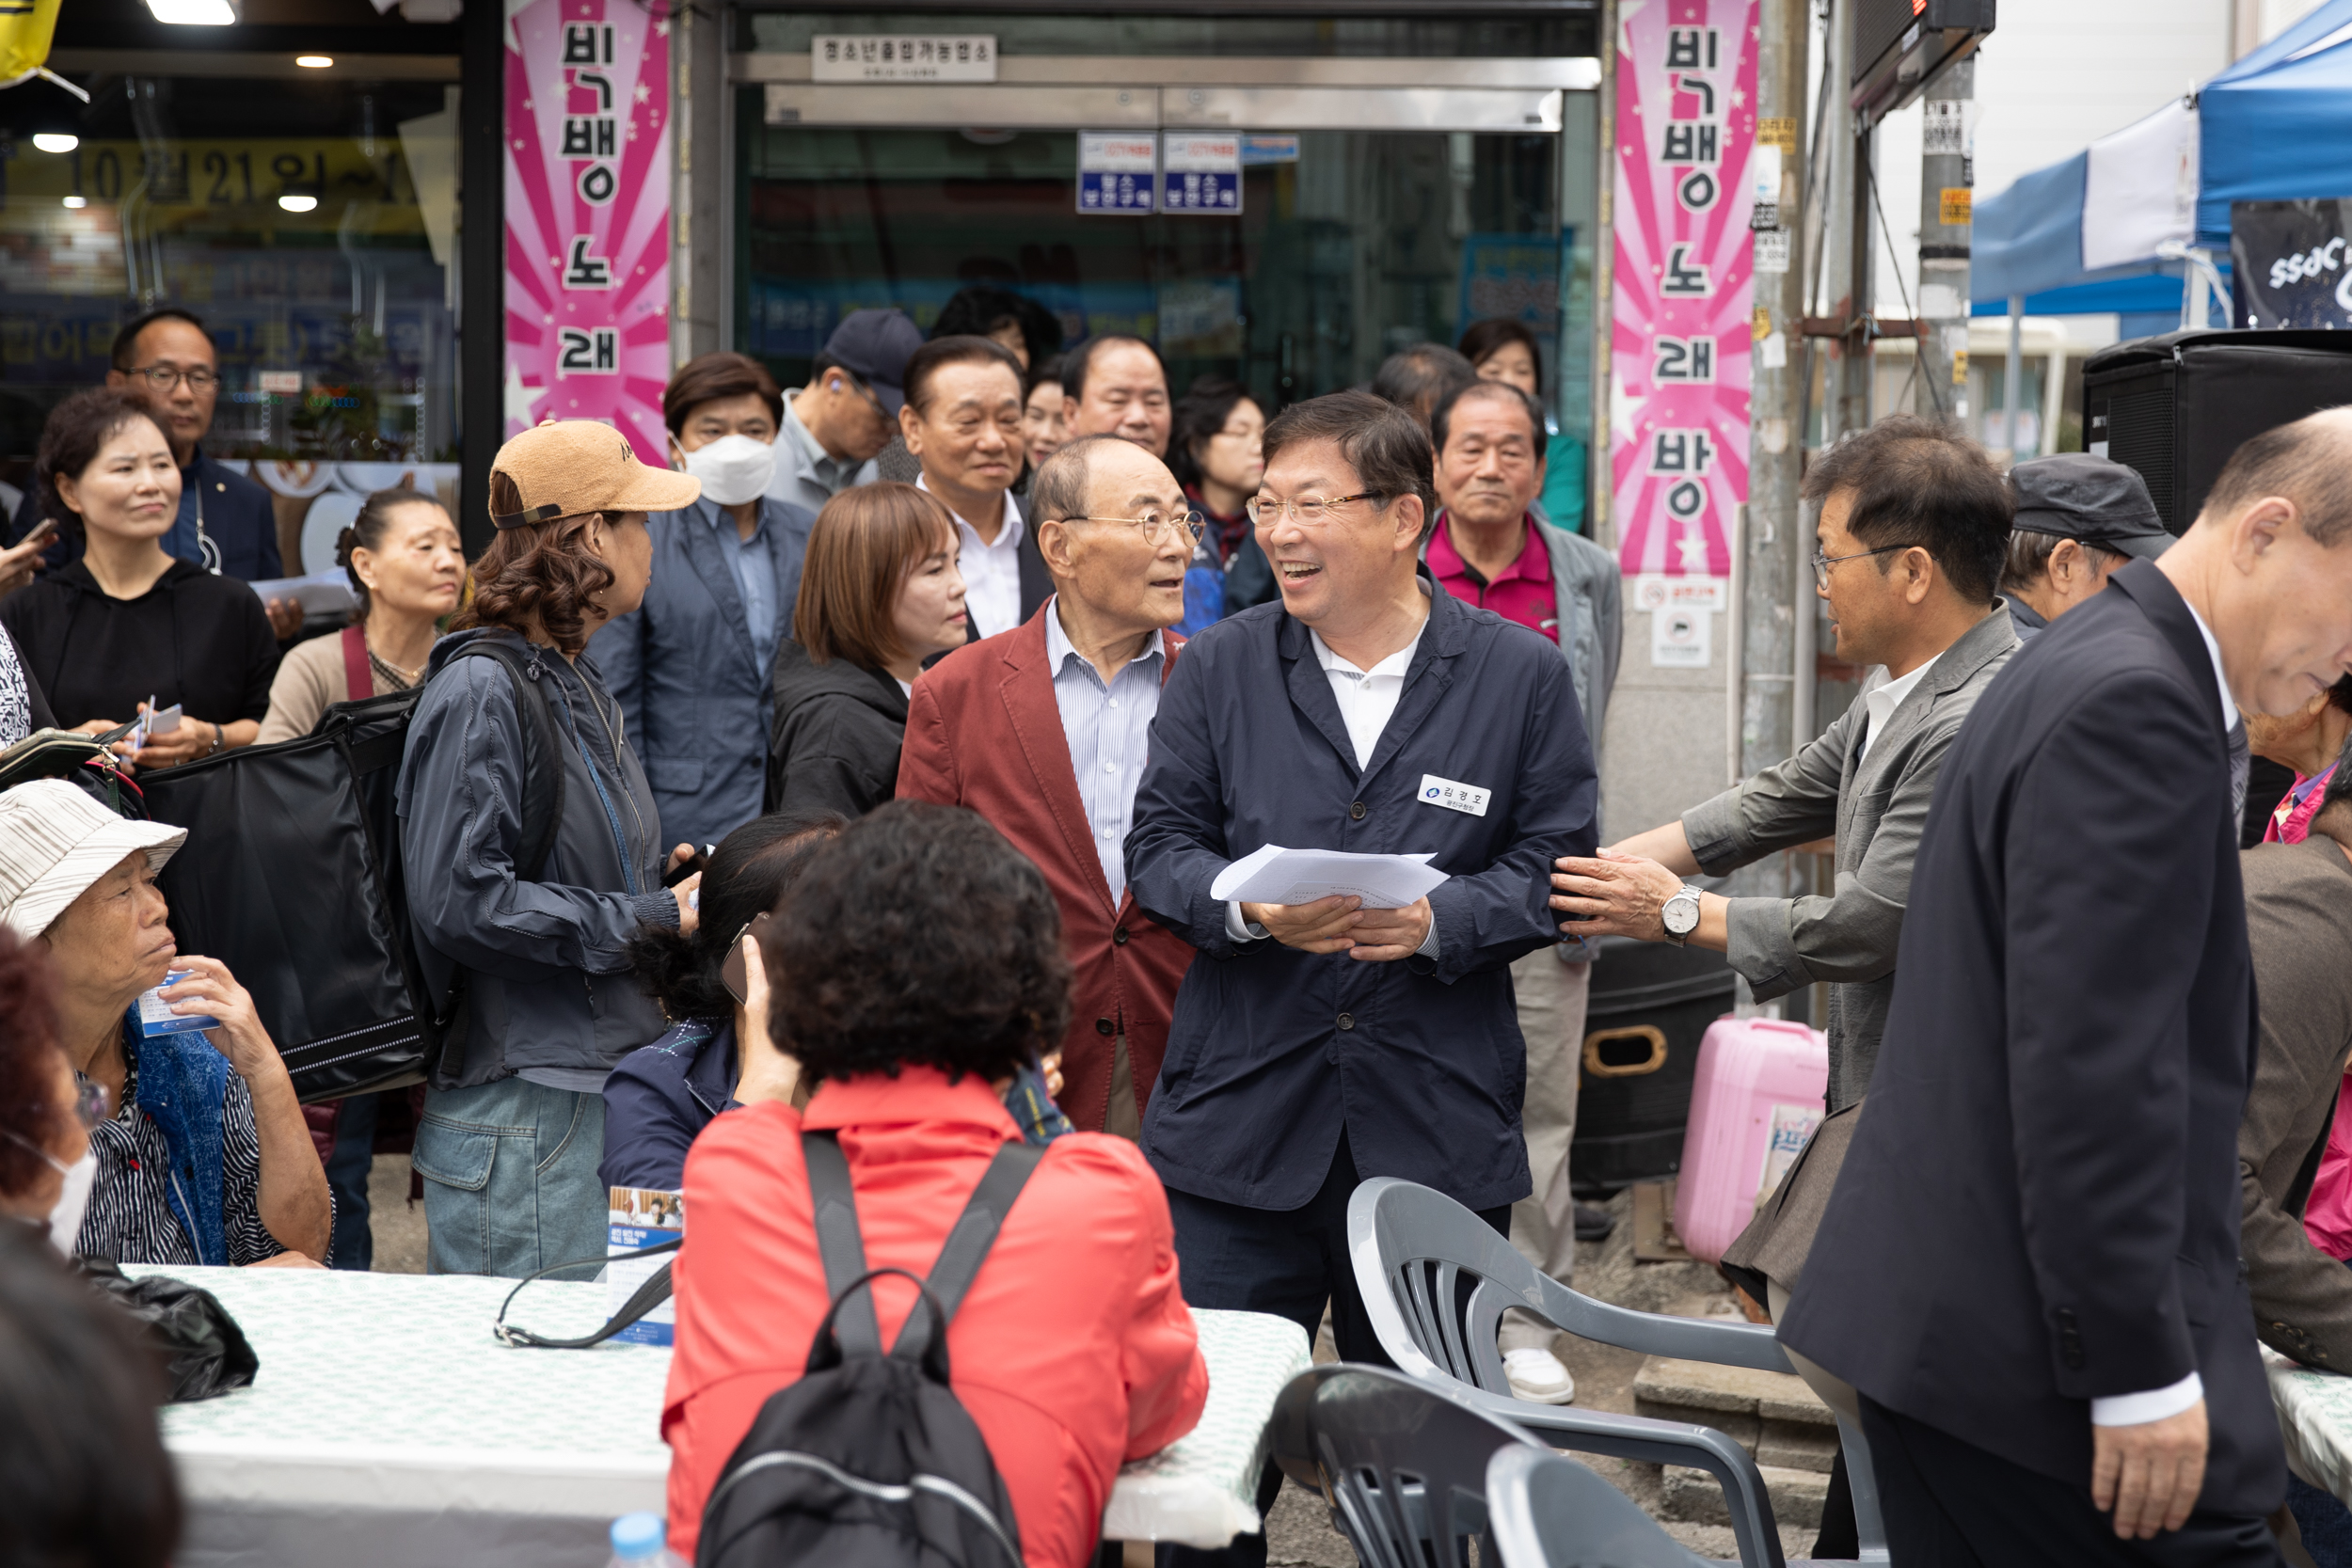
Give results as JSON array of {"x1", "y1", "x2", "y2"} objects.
[{"x1": 1417, "y1": 774, "x2": 1490, "y2": 817}]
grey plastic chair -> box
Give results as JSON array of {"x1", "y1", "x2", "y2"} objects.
[
  {"x1": 1486, "y1": 1444, "x2": 1710, "y2": 1568},
  {"x1": 1267, "y1": 1361, "x2": 1551, "y2": 1568},
  {"x1": 1347, "y1": 1175, "x2": 1889, "y2": 1567}
]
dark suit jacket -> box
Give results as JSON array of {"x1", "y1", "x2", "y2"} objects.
[
  {"x1": 1781, "y1": 562, "x2": 2283, "y2": 1516},
  {"x1": 1124, "y1": 582, "x2": 1598, "y2": 1212},
  {"x1": 894, "y1": 605, "x2": 1197, "y2": 1133}
]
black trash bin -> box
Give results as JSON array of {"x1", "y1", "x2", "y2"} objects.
[{"x1": 1566, "y1": 936, "x2": 1737, "y2": 1196}]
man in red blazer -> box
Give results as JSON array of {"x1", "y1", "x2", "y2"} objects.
[{"x1": 898, "y1": 435, "x2": 1201, "y2": 1135}]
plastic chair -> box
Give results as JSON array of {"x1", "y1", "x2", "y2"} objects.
[
  {"x1": 1346, "y1": 1175, "x2": 1889, "y2": 1567},
  {"x1": 1267, "y1": 1361, "x2": 1551, "y2": 1568},
  {"x1": 1486, "y1": 1444, "x2": 1709, "y2": 1568}
]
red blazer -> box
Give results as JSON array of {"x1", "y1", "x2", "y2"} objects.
[
  {"x1": 661, "y1": 1072, "x2": 1208, "y2": 1565},
  {"x1": 897, "y1": 607, "x2": 1198, "y2": 1132}
]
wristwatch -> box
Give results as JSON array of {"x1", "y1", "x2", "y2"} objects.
[{"x1": 1661, "y1": 884, "x2": 1703, "y2": 945}]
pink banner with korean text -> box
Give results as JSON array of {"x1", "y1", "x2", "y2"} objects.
[
  {"x1": 1611, "y1": 0, "x2": 1758, "y2": 578},
  {"x1": 504, "y1": 0, "x2": 671, "y2": 462}
]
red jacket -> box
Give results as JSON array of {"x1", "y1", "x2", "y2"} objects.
[
  {"x1": 661, "y1": 1070, "x2": 1208, "y2": 1566},
  {"x1": 896, "y1": 607, "x2": 1198, "y2": 1132}
]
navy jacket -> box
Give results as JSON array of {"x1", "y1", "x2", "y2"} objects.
[
  {"x1": 8, "y1": 447, "x2": 280, "y2": 584},
  {"x1": 587, "y1": 496, "x2": 817, "y2": 850},
  {"x1": 1783, "y1": 562, "x2": 2282, "y2": 1515},
  {"x1": 600, "y1": 1017, "x2": 736, "y2": 1191},
  {"x1": 1125, "y1": 581, "x2": 1598, "y2": 1212}
]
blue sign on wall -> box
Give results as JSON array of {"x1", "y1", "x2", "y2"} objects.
[{"x1": 1078, "y1": 132, "x2": 1157, "y2": 214}]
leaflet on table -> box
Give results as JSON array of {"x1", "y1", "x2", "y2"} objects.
[
  {"x1": 608, "y1": 1186, "x2": 684, "y2": 1346},
  {"x1": 1209, "y1": 845, "x2": 1446, "y2": 911},
  {"x1": 246, "y1": 570, "x2": 360, "y2": 618}
]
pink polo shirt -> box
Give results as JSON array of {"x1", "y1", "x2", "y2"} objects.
[{"x1": 1428, "y1": 513, "x2": 1559, "y2": 642}]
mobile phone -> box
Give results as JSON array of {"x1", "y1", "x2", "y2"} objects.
[
  {"x1": 661, "y1": 845, "x2": 711, "y2": 888},
  {"x1": 19, "y1": 515, "x2": 58, "y2": 548},
  {"x1": 720, "y1": 911, "x2": 781, "y2": 1006}
]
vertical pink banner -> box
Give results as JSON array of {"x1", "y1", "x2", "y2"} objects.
[
  {"x1": 1612, "y1": 0, "x2": 1758, "y2": 577},
  {"x1": 504, "y1": 0, "x2": 672, "y2": 463}
]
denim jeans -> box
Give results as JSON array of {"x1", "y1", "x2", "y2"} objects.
[
  {"x1": 325, "y1": 1091, "x2": 380, "y2": 1272},
  {"x1": 415, "y1": 1078, "x2": 607, "y2": 1279}
]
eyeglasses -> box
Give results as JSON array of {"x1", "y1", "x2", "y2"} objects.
[
  {"x1": 1246, "y1": 492, "x2": 1384, "y2": 527},
  {"x1": 125, "y1": 364, "x2": 219, "y2": 391},
  {"x1": 1061, "y1": 510, "x2": 1207, "y2": 546},
  {"x1": 1810, "y1": 543, "x2": 1911, "y2": 588}
]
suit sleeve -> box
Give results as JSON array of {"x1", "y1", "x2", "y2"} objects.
[
  {"x1": 1420, "y1": 648, "x2": 1597, "y2": 983},
  {"x1": 2005, "y1": 672, "x2": 2219, "y2": 1400},
  {"x1": 588, "y1": 610, "x2": 647, "y2": 745},
  {"x1": 894, "y1": 673, "x2": 961, "y2": 804},
  {"x1": 1719, "y1": 702, "x2": 1948, "y2": 1000},
  {"x1": 1126, "y1": 639, "x2": 1245, "y2": 956},
  {"x1": 1683, "y1": 698, "x2": 1856, "y2": 873}
]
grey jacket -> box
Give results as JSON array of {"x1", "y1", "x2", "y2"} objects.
[
  {"x1": 766, "y1": 388, "x2": 879, "y2": 516},
  {"x1": 1426, "y1": 519, "x2": 1623, "y2": 766},
  {"x1": 1682, "y1": 605, "x2": 2019, "y2": 1109},
  {"x1": 587, "y1": 496, "x2": 816, "y2": 850},
  {"x1": 396, "y1": 628, "x2": 676, "y2": 1087}
]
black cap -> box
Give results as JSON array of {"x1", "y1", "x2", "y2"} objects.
[
  {"x1": 2009, "y1": 454, "x2": 2172, "y2": 561},
  {"x1": 819, "y1": 309, "x2": 925, "y2": 417}
]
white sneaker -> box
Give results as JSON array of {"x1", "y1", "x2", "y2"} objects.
[{"x1": 1502, "y1": 1346, "x2": 1576, "y2": 1404}]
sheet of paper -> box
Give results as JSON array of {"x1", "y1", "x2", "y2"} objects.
[
  {"x1": 1209, "y1": 844, "x2": 1445, "y2": 911},
  {"x1": 246, "y1": 570, "x2": 360, "y2": 618}
]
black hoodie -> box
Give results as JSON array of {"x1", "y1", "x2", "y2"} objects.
[
  {"x1": 766, "y1": 638, "x2": 911, "y2": 817},
  {"x1": 0, "y1": 558, "x2": 278, "y2": 733}
]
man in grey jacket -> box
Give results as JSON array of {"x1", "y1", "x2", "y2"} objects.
[
  {"x1": 1552, "y1": 415, "x2": 2016, "y2": 1114},
  {"x1": 1424, "y1": 377, "x2": 1621, "y2": 1404}
]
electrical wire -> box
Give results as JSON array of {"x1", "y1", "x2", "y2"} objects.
[{"x1": 1864, "y1": 156, "x2": 1947, "y2": 420}]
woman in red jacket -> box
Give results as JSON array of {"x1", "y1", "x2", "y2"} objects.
[{"x1": 661, "y1": 800, "x2": 1207, "y2": 1565}]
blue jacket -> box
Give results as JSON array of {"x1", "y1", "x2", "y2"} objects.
[
  {"x1": 1125, "y1": 581, "x2": 1598, "y2": 1212},
  {"x1": 396, "y1": 629, "x2": 676, "y2": 1086},
  {"x1": 587, "y1": 497, "x2": 817, "y2": 851}
]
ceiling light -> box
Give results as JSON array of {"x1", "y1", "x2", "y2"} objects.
[
  {"x1": 145, "y1": 0, "x2": 240, "y2": 24},
  {"x1": 295, "y1": 55, "x2": 332, "y2": 68},
  {"x1": 31, "y1": 133, "x2": 77, "y2": 153},
  {"x1": 61, "y1": 196, "x2": 87, "y2": 209},
  {"x1": 278, "y1": 193, "x2": 318, "y2": 213}
]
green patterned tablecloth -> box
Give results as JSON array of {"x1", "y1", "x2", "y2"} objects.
[
  {"x1": 2266, "y1": 1346, "x2": 2352, "y2": 1500},
  {"x1": 139, "y1": 1267, "x2": 1308, "y2": 1545}
]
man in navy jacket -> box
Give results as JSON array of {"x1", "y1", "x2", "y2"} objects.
[
  {"x1": 1785, "y1": 410, "x2": 2352, "y2": 1562},
  {"x1": 1127, "y1": 390, "x2": 1597, "y2": 1393}
]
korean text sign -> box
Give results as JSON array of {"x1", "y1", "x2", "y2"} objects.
[
  {"x1": 504, "y1": 0, "x2": 672, "y2": 462},
  {"x1": 1612, "y1": 0, "x2": 1758, "y2": 577}
]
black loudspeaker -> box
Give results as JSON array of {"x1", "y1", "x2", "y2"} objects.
[
  {"x1": 2083, "y1": 330, "x2": 2352, "y2": 533},
  {"x1": 1568, "y1": 937, "x2": 1737, "y2": 1195}
]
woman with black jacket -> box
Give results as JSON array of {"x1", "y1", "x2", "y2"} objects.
[
  {"x1": 394, "y1": 420, "x2": 702, "y2": 1279},
  {"x1": 766, "y1": 483, "x2": 967, "y2": 817}
]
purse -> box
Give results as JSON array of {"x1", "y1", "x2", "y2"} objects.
[{"x1": 0, "y1": 728, "x2": 148, "y2": 818}]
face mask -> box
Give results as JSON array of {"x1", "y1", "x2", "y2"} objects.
[
  {"x1": 677, "y1": 434, "x2": 778, "y2": 508},
  {"x1": 46, "y1": 1148, "x2": 95, "y2": 1257}
]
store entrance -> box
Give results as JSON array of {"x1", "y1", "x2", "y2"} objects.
[{"x1": 732, "y1": 55, "x2": 1598, "y2": 420}]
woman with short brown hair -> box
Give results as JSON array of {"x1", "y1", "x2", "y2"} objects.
[{"x1": 766, "y1": 482, "x2": 966, "y2": 817}]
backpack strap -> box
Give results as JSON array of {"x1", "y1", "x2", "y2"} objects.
[
  {"x1": 341, "y1": 624, "x2": 374, "y2": 702},
  {"x1": 889, "y1": 1140, "x2": 1043, "y2": 1365},
  {"x1": 446, "y1": 641, "x2": 566, "y2": 881},
  {"x1": 802, "y1": 1130, "x2": 882, "y2": 1356}
]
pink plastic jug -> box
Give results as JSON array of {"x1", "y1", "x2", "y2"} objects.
[{"x1": 1671, "y1": 1015, "x2": 1829, "y2": 1264}]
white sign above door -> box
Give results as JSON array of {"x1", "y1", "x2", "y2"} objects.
[{"x1": 810, "y1": 35, "x2": 999, "y2": 83}]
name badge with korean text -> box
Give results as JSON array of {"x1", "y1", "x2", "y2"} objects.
[{"x1": 1418, "y1": 774, "x2": 1490, "y2": 817}]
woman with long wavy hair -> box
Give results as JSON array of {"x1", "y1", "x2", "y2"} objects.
[{"x1": 393, "y1": 421, "x2": 704, "y2": 1279}]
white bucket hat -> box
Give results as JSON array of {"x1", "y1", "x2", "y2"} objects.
[{"x1": 0, "y1": 780, "x2": 187, "y2": 941}]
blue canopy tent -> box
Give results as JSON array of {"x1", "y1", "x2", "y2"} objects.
[
  {"x1": 1970, "y1": 152, "x2": 2190, "y2": 340},
  {"x1": 2198, "y1": 5, "x2": 2352, "y2": 249}
]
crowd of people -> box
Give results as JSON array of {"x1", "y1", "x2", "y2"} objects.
[{"x1": 7, "y1": 281, "x2": 2352, "y2": 1568}]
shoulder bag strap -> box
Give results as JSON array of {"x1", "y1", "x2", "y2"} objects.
[
  {"x1": 445, "y1": 642, "x2": 566, "y2": 881},
  {"x1": 341, "y1": 624, "x2": 374, "y2": 702},
  {"x1": 890, "y1": 1140, "x2": 1044, "y2": 1362},
  {"x1": 802, "y1": 1129, "x2": 882, "y2": 1355},
  {"x1": 493, "y1": 1237, "x2": 682, "y2": 1350}
]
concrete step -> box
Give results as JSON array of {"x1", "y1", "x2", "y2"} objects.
[
  {"x1": 1662, "y1": 1462, "x2": 1829, "y2": 1531},
  {"x1": 1632, "y1": 1354, "x2": 1841, "y2": 1474}
]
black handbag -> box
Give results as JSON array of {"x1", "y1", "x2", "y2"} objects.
[
  {"x1": 0, "y1": 728, "x2": 148, "y2": 818},
  {"x1": 73, "y1": 1259, "x2": 260, "y2": 1402}
]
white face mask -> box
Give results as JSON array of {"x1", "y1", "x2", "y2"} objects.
[
  {"x1": 677, "y1": 434, "x2": 778, "y2": 508},
  {"x1": 47, "y1": 1148, "x2": 95, "y2": 1257}
]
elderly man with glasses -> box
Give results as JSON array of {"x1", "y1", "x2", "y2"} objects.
[
  {"x1": 898, "y1": 433, "x2": 1202, "y2": 1138},
  {"x1": 8, "y1": 308, "x2": 294, "y2": 634},
  {"x1": 1124, "y1": 388, "x2": 1597, "y2": 1568}
]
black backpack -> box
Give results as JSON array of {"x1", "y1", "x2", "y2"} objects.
[
  {"x1": 696, "y1": 1130, "x2": 1041, "y2": 1568},
  {"x1": 136, "y1": 640, "x2": 564, "y2": 1101}
]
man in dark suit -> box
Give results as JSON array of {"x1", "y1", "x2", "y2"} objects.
[
  {"x1": 1784, "y1": 408, "x2": 2352, "y2": 1563},
  {"x1": 901, "y1": 335, "x2": 1049, "y2": 641},
  {"x1": 896, "y1": 434, "x2": 1198, "y2": 1136}
]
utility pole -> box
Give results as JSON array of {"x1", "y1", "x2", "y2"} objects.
[{"x1": 1914, "y1": 58, "x2": 1974, "y2": 424}]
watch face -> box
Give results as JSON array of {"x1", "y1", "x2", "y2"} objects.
[{"x1": 1662, "y1": 895, "x2": 1699, "y2": 936}]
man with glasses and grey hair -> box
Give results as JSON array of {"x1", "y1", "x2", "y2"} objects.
[
  {"x1": 897, "y1": 433, "x2": 1201, "y2": 1138},
  {"x1": 8, "y1": 308, "x2": 293, "y2": 634}
]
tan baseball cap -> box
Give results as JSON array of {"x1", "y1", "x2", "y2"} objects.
[{"x1": 489, "y1": 420, "x2": 700, "y2": 529}]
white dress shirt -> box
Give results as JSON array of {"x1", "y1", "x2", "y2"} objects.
[
  {"x1": 1225, "y1": 614, "x2": 1438, "y2": 957},
  {"x1": 1044, "y1": 599, "x2": 1165, "y2": 903},
  {"x1": 919, "y1": 475, "x2": 1025, "y2": 639},
  {"x1": 2085, "y1": 599, "x2": 2235, "y2": 1431},
  {"x1": 1856, "y1": 658, "x2": 1931, "y2": 764}
]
